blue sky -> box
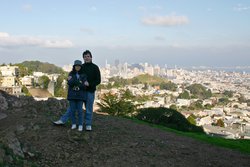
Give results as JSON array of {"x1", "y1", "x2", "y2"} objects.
[{"x1": 0, "y1": 0, "x2": 250, "y2": 67}]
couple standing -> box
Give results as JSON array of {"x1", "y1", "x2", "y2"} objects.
[{"x1": 54, "y1": 50, "x2": 101, "y2": 131}]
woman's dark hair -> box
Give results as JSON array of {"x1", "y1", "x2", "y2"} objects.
[
  {"x1": 70, "y1": 65, "x2": 83, "y2": 74},
  {"x1": 82, "y1": 50, "x2": 92, "y2": 58}
]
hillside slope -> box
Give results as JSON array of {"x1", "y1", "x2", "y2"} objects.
[{"x1": 0, "y1": 91, "x2": 250, "y2": 167}]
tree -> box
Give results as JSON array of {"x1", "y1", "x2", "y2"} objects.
[
  {"x1": 189, "y1": 100, "x2": 204, "y2": 110},
  {"x1": 178, "y1": 90, "x2": 190, "y2": 99},
  {"x1": 109, "y1": 77, "x2": 129, "y2": 88},
  {"x1": 54, "y1": 74, "x2": 68, "y2": 97},
  {"x1": 238, "y1": 94, "x2": 246, "y2": 103},
  {"x1": 186, "y1": 84, "x2": 212, "y2": 99},
  {"x1": 121, "y1": 89, "x2": 135, "y2": 100},
  {"x1": 187, "y1": 114, "x2": 196, "y2": 125},
  {"x1": 15, "y1": 64, "x2": 30, "y2": 77},
  {"x1": 38, "y1": 75, "x2": 50, "y2": 89},
  {"x1": 169, "y1": 104, "x2": 177, "y2": 110},
  {"x1": 223, "y1": 90, "x2": 234, "y2": 98},
  {"x1": 131, "y1": 77, "x2": 139, "y2": 84},
  {"x1": 216, "y1": 119, "x2": 225, "y2": 127},
  {"x1": 218, "y1": 97, "x2": 230, "y2": 105},
  {"x1": 21, "y1": 86, "x2": 31, "y2": 96},
  {"x1": 204, "y1": 104, "x2": 213, "y2": 109},
  {"x1": 97, "y1": 91, "x2": 137, "y2": 116},
  {"x1": 160, "y1": 81, "x2": 177, "y2": 91}
]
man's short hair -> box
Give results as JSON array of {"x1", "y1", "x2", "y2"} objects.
[{"x1": 83, "y1": 50, "x2": 92, "y2": 58}]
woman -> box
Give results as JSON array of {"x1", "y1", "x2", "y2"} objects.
[{"x1": 67, "y1": 60, "x2": 87, "y2": 131}]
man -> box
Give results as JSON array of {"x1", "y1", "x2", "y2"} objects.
[{"x1": 54, "y1": 50, "x2": 101, "y2": 131}]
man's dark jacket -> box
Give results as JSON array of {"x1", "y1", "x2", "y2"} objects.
[{"x1": 82, "y1": 62, "x2": 101, "y2": 92}]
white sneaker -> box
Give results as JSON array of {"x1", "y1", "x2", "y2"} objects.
[
  {"x1": 86, "y1": 125, "x2": 92, "y2": 131},
  {"x1": 71, "y1": 124, "x2": 76, "y2": 130},
  {"x1": 53, "y1": 120, "x2": 64, "y2": 125},
  {"x1": 78, "y1": 125, "x2": 83, "y2": 131}
]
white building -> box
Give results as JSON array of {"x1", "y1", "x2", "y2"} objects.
[
  {"x1": 21, "y1": 76, "x2": 34, "y2": 87},
  {"x1": 1, "y1": 76, "x2": 17, "y2": 87},
  {"x1": 0, "y1": 65, "x2": 19, "y2": 77},
  {"x1": 33, "y1": 72, "x2": 46, "y2": 77},
  {"x1": 197, "y1": 116, "x2": 213, "y2": 126},
  {"x1": 176, "y1": 99, "x2": 191, "y2": 107}
]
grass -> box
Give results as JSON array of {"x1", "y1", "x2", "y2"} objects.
[{"x1": 127, "y1": 117, "x2": 250, "y2": 154}]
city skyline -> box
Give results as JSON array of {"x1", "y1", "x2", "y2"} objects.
[{"x1": 0, "y1": 0, "x2": 250, "y2": 67}]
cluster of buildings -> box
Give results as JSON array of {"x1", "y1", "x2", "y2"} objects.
[
  {"x1": 98, "y1": 61, "x2": 250, "y2": 139},
  {"x1": 0, "y1": 65, "x2": 59, "y2": 96},
  {"x1": 0, "y1": 65, "x2": 21, "y2": 95}
]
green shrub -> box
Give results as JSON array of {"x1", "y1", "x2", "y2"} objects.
[
  {"x1": 97, "y1": 91, "x2": 137, "y2": 116},
  {"x1": 135, "y1": 107, "x2": 204, "y2": 133},
  {"x1": 187, "y1": 114, "x2": 196, "y2": 125}
]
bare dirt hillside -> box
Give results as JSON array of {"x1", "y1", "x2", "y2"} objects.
[
  {"x1": 0, "y1": 91, "x2": 250, "y2": 167},
  {"x1": 28, "y1": 88, "x2": 52, "y2": 98}
]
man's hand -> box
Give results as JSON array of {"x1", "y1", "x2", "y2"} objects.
[{"x1": 68, "y1": 76, "x2": 72, "y2": 80}]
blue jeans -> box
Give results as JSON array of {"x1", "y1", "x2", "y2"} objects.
[
  {"x1": 60, "y1": 107, "x2": 71, "y2": 123},
  {"x1": 69, "y1": 100, "x2": 84, "y2": 125},
  {"x1": 60, "y1": 91, "x2": 95, "y2": 125},
  {"x1": 85, "y1": 92, "x2": 95, "y2": 126}
]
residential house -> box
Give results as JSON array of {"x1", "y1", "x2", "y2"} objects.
[
  {"x1": 21, "y1": 76, "x2": 34, "y2": 87},
  {"x1": 0, "y1": 65, "x2": 19, "y2": 77}
]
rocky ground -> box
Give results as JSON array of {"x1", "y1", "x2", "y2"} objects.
[{"x1": 0, "y1": 90, "x2": 250, "y2": 167}]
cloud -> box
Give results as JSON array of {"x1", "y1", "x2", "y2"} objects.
[
  {"x1": 142, "y1": 14, "x2": 189, "y2": 26},
  {"x1": 80, "y1": 27, "x2": 94, "y2": 35},
  {"x1": 43, "y1": 40, "x2": 73, "y2": 48},
  {"x1": 0, "y1": 32, "x2": 73, "y2": 48},
  {"x1": 233, "y1": 4, "x2": 250, "y2": 11},
  {"x1": 22, "y1": 4, "x2": 32, "y2": 12},
  {"x1": 0, "y1": 32, "x2": 9, "y2": 38}
]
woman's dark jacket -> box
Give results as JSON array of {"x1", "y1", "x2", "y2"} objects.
[{"x1": 67, "y1": 70, "x2": 87, "y2": 101}]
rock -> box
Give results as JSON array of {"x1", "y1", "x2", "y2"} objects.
[
  {"x1": 0, "y1": 93, "x2": 8, "y2": 111},
  {"x1": 0, "y1": 147, "x2": 5, "y2": 164},
  {"x1": 0, "y1": 112, "x2": 7, "y2": 120},
  {"x1": 4, "y1": 155, "x2": 13, "y2": 164},
  {"x1": 16, "y1": 125, "x2": 26, "y2": 134},
  {"x1": 64, "y1": 152, "x2": 70, "y2": 159},
  {"x1": 5, "y1": 132, "x2": 24, "y2": 158},
  {"x1": 33, "y1": 125, "x2": 40, "y2": 130}
]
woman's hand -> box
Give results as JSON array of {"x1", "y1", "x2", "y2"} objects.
[{"x1": 84, "y1": 81, "x2": 89, "y2": 86}]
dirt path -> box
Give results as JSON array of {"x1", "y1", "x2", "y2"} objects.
[{"x1": 28, "y1": 88, "x2": 52, "y2": 98}]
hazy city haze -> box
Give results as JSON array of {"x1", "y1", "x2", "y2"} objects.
[{"x1": 0, "y1": 0, "x2": 250, "y2": 67}]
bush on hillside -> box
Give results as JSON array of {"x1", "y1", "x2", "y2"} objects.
[
  {"x1": 21, "y1": 86, "x2": 31, "y2": 96},
  {"x1": 97, "y1": 91, "x2": 137, "y2": 116},
  {"x1": 135, "y1": 107, "x2": 204, "y2": 133}
]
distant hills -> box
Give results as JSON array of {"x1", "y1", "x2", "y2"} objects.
[
  {"x1": 133, "y1": 73, "x2": 167, "y2": 84},
  {"x1": 15, "y1": 61, "x2": 65, "y2": 75}
]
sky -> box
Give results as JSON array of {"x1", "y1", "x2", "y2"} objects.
[{"x1": 0, "y1": 0, "x2": 250, "y2": 68}]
